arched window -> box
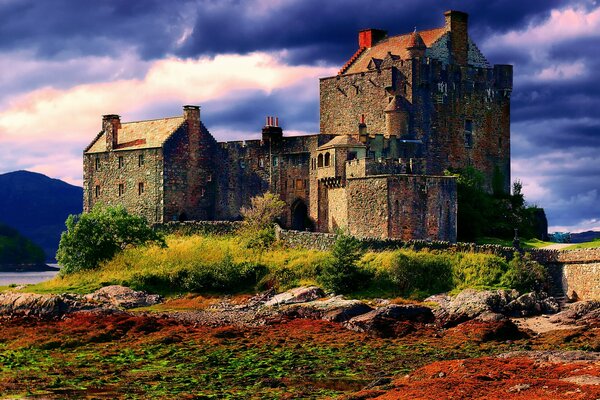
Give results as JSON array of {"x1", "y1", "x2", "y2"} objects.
[
  {"x1": 317, "y1": 153, "x2": 324, "y2": 168},
  {"x1": 324, "y1": 152, "x2": 331, "y2": 167}
]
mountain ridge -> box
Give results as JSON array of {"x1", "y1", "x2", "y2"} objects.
[{"x1": 0, "y1": 170, "x2": 83, "y2": 261}]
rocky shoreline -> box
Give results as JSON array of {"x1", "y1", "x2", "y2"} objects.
[
  {"x1": 2, "y1": 285, "x2": 598, "y2": 336},
  {"x1": 0, "y1": 285, "x2": 598, "y2": 399}
]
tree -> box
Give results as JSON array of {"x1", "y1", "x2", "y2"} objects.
[
  {"x1": 240, "y1": 192, "x2": 286, "y2": 248},
  {"x1": 56, "y1": 205, "x2": 165, "y2": 274},
  {"x1": 446, "y1": 167, "x2": 546, "y2": 241},
  {"x1": 318, "y1": 231, "x2": 368, "y2": 294}
]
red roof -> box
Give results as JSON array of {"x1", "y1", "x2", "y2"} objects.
[{"x1": 341, "y1": 27, "x2": 446, "y2": 75}]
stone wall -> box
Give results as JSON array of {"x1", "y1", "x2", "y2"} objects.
[
  {"x1": 153, "y1": 221, "x2": 242, "y2": 236},
  {"x1": 83, "y1": 147, "x2": 163, "y2": 223}
]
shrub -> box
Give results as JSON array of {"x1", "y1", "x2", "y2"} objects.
[
  {"x1": 240, "y1": 192, "x2": 286, "y2": 249},
  {"x1": 386, "y1": 250, "x2": 453, "y2": 296},
  {"x1": 56, "y1": 205, "x2": 165, "y2": 274},
  {"x1": 318, "y1": 232, "x2": 369, "y2": 293},
  {"x1": 452, "y1": 253, "x2": 508, "y2": 289},
  {"x1": 501, "y1": 252, "x2": 548, "y2": 292}
]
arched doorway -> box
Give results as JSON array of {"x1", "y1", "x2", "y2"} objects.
[{"x1": 291, "y1": 199, "x2": 311, "y2": 231}]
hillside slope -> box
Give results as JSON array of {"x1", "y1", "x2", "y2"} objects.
[{"x1": 0, "y1": 170, "x2": 82, "y2": 261}]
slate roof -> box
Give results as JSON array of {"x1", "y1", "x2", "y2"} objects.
[
  {"x1": 342, "y1": 27, "x2": 446, "y2": 75},
  {"x1": 317, "y1": 135, "x2": 366, "y2": 150},
  {"x1": 85, "y1": 116, "x2": 185, "y2": 154}
]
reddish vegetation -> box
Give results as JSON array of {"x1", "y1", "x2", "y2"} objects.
[
  {"x1": 0, "y1": 312, "x2": 598, "y2": 398},
  {"x1": 349, "y1": 356, "x2": 600, "y2": 399}
]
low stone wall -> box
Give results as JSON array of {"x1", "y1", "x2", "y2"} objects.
[
  {"x1": 561, "y1": 262, "x2": 600, "y2": 300},
  {"x1": 275, "y1": 226, "x2": 600, "y2": 300},
  {"x1": 274, "y1": 225, "x2": 517, "y2": 257},
  {"x1": 153, "y1": 221, "x2": 242, "y2": 236}
]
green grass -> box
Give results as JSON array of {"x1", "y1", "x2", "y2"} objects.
[
  {"x1": 22, "y1": 234, "x2": 537, "y2": 299},
  {"x1": 565, "y1": 239, "x2": 600, "y2": 250},
  {"x1": 476, "y1": 237, "x2": 553, "y2": 249}
]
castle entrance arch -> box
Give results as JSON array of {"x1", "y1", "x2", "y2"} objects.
[{"x1": 291, "y1": 199, "x2": 310, "y2": 231}]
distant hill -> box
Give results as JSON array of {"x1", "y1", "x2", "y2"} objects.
[
  {"x1": 0, "y1": 171, "x2": 83, "y2": 261},
  {"x1": 0, "y1": 222, "x2": 45, "y2": 266},
  {"x1": 571, "y1": 231, "x2": 600, "y2": 243}
]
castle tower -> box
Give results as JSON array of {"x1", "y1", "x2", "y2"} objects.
[
  {"x1": 406, "y1": 30, "x2": 426, "y2": 59},
  {"x1": 384, "y1": 96, "x2": 408, "y2": 138}
]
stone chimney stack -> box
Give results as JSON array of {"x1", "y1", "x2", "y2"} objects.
[
  {"x1": 183, "y1": 105, "x2": 201, "y2": 136},
  {"x1": 103, "y1": 114, "x2": 121, "y2": 151},
  {"x1": 444, "y1": 10, "x2": 469, "y2": 66},
  {"x1": 358, "y1": 28, "x2": 387, "y2": 48},
  {"x1": 262, "y1": 115, "x2": 283, "y2": 143}
]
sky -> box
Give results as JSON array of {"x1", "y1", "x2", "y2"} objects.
[{"x1": 0, "y1": 0, "x2": 599, "y2": 233}]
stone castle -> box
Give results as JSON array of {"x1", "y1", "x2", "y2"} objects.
[{"x1": 83, "y1": 10, "x2": 512, "y2": 242}]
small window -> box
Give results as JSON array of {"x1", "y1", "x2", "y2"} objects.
[
  {"x1": 272, "y1": 156, "x2": 278, "y2": 167},
  {"x1": 296, "y1": 179, "x2": 303, "y2": 190},
  {"x1": 118, "y1": 156, "x2": 124, "y2": 169},
  {"x1": 138, "y1": 154, "x2": 144, "y2": 167},
  {"x1": 259, "y1": 158, "x2": 264, "y2": 168},
  {"x1": 200, "y1": 188, "x2": 205, "y2": 197},
  {"x1": 206, "y1": 174, "x2": 212, "y2": 182},
  {"x1": 324, "y1": 152, "x2": 331, "y2": 167},
  {"x1": 240, "y1": 160, "x2": 246, "y2": 169},
  {"x1": 464, "y1": 119, "x2": 473, "y2": 148},
  {"x1": 95, "y1": 185, "x2": 100, "y2": 198},
  {"x1": 95, "y1": 157, "x2": 100, "y2": 171},
  {"x1": 317, "y1": 154, "x2": 324, "y2": 168},
  {"x1": 138, "y1": 182, "x2": 144, "y2": 195},
  {"x1": 498, "y1": 137, "x2": 502, "y2": 149},
  {"x1": 347, "y1": 151, "x2": 357, "y2": 161},
  {"x1": 118, "y1": 184, "x2": 124, "y2": 196}
]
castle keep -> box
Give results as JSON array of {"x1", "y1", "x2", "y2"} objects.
[{"x1": 83, "y1": 11, "x2": 512, "y2": 242}]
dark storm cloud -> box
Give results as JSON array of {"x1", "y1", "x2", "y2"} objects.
[
  {"x1": 0, "y1": 0, "x2": 572, "y2": 64},
  {"x1": 178, "y1": 0, "x2": 573, "y2": 65},
  {"x1": 0, "y1": 0, "x2": 184, "y2": 59}
]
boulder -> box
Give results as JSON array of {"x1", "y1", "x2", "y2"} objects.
[
  {"x1": 84, "y1": 285, "x2": 163, "y2": 309},
  {"x1": 549, "y1": 300, "x2": 600, "y2": 325},
  {"x1": 429, "y1": 289, "x2": 518, "y2": 327},
  {"x1": 0, "y1": 292, "x2": 68, "y2": 318},
  {"x1": 281, "y1": 296, "x2": 372, "y2": 323},
  {"x1": 345, "y1": 304, "x2": 434, "y2": 337},
  {"x1": 263, "y1": 286, "x2": 325, "y2": 307},
  {"x1": 505, "y1": 292, "x2": 560, "y2": 317}
]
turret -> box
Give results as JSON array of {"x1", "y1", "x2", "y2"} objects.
[
  {"x1": 384, "y1": 96, "x2": 408, "y2": 138},
  {"x1": 406, "y1": 30, "x2": 426, "y2": 59}
]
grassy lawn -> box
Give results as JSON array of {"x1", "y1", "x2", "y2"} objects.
[
  {"x1": 565, "y1": 239, "x2": 600, "y2": 250},
  {"x1": 475, "y1": 237, "x2": 554, "y2": 249}
]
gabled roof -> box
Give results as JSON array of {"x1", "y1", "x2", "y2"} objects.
[
  {"x1": 85, "y1": 116, "x2": 185, "y2": 154},
  {"x1": 317, "y1": 135, "x2": 366, "y2": 151},
  {"x1": 342, "y1": 27, "x2": 446, "y2": 75}
]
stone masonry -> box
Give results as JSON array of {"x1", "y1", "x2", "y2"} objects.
[{"x1": 83, "y1": 10, "x2": 510, "y2": 242}]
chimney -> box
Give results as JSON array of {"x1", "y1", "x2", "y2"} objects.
[
  {"x1": 444, "y1": 10, "x2": 469, "y2": 66},
  {"x1": 358, "y1": 114, "x2": 368, "y2": 143},
  {"x1": 358, "y1": 28, "x2": 387, "y2": 48},
  {"x1": 262, "y1": 115, "x2": 283, "y2": 143},
  {"x1": 103, "y1": 114, "x2": 121, "y2": 151},
  {"x1": 183, "y1": 105, "x2": 201, "y2": 132}
]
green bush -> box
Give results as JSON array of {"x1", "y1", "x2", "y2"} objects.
[
  {"x1": 501, "y1": 253, "x2": 547, "y2": 292},
  {"x1": 386, "y1": 251, "x2": 453, "y2": 296},
  {"x1": 453, "y1": 253, "x2": 508, "y2": 289},
  {"x1": 56, "y1": 205, "x2": 165, "y2": 274},
  {"x1": 318, "y1": 232, "x2": 370, "y2": 293}
]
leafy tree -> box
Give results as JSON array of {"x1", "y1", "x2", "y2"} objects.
[
  {"x1": 56, "y1": 205, "x2": 165, "y2": 274},
  {"x1": 318, "y1": 231, "x2": 369, "y2": 294},
  {"x1": 446, "y1": 167, "x2": 545, "y2": 242},
  {"x1": 240, "y1": 192, "x2": 286, "y2": 248}
]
